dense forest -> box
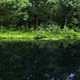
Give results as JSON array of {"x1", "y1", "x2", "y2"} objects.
[
  {"x1": 0, "y1": 0, "x2": 80, "y2": 80},
  {"x1": 0, "y1": 0, "x2": 80, "y2": 28}
]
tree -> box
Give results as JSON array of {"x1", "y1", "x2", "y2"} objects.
[
  {"x1": 27, "y1": 0, "x2": 59, "y2": 28},
  {"x1": 59, "y1": 0, "x2": 80, "y2": 27},
  {"x1": 0, "y1": 0, "x2": 29, "y2": 26}
]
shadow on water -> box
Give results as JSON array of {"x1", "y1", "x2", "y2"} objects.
[{"x1": 0, "y1": 40, "x2": 80, "y2": 80}]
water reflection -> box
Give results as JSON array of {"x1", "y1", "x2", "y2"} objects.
[{"x1": 0, "y1": 40, "x2": 80, "y2": 80}]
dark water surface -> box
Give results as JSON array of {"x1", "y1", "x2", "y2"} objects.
[{"x1": 0, "y1": 40, "x2": 80, "y2": 80}]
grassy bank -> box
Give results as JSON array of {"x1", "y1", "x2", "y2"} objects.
[{"x1": 0, "y1": 28, "x2": 80, "y2": 41}]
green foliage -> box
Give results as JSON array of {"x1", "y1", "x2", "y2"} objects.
[
  {"x1": 60, "y1": 0, "x2": 80, "y2": 8},
  {"x1": 0, "y1": 26, "x2": 79, "y2": 41},
  {"x1": 0, "y1": 0, "x2": 29, "y2": 26},
  {"x1": 59, "y1": 0, "x2": 80, "y2": 26},
  {"x1": 0, "y1": 0, "x2": 80, "y2": 28},
  {"x1": 27, "y1": 0, "x2": 57, "y2": 26},
  {"x1": 34, "y1": 30, "x2": 47, "y2": 39}
]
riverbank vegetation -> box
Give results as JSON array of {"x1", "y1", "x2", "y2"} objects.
[{"x1": 0, "y1": 26, "x2": 79, "y2": 41}]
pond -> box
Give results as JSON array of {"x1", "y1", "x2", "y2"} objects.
[{"x1": 0, "y1": 40, "x2": 80, "y2": 80}]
